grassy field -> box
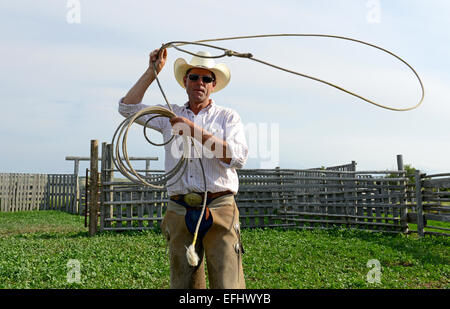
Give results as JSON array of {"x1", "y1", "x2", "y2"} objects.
[{"x1": 0, "y1": 211, "x2": 448, "y2": 289}]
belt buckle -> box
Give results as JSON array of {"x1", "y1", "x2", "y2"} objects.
[{"x1": 183, "y1": 192, "x2": 203, "y2": 207}]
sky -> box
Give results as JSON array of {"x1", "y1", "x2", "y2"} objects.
[{"x1": 1, "y1": 0, "x2": 449, "y2": 176}]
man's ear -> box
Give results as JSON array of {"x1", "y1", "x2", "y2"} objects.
[{"x1": 183, "y1": 75, "x2": 187, "y2": 87}]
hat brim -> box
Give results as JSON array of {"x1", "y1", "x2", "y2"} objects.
[{"x1": 174, "y1": 58, "x2": 230, "y2": 93}]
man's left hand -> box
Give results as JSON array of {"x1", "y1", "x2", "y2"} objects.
[
  {"x1": 169, "y1": 116, "x2": 231, "y2": 164},
  {"x1": 170, "y1": 116, "x2": 195, "y2": 136}
]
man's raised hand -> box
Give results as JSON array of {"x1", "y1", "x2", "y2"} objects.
[{"x1": 149, "y1": 48, "x2": 168, "y2": 74}]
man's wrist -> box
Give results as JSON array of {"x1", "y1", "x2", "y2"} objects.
[{"x1": 144, "y1": 67, "x2": 156, "y2": 79}]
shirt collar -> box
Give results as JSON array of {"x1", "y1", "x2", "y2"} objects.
[{"x1": 184, "y1": 99, "x2": 215, "y2": 114}]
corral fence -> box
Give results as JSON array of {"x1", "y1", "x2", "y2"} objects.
[
  {"x1": 406, "y1": 171, "x2": 450, "y2": 236},
  {"x1": 0, "y1": 173, "x2": 76, "y2": 212},
  {"x1": 65, "y1": 155, "x2": 159, "y2": 217},
  {"x1": 89, "y1": 142, "x2": 449, "y2": 236},
  {"x1": 0, "y1": 157, "x2": 158, "y2": 215},
  {"x1": 237, "y1": 169, "x2": 409, "y2": 233},
  {"x1": 2, "y1": 141, "x2": 449, "y2": 237}
]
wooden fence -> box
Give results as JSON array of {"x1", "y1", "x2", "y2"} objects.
[
  {"x1": 228, "y1": 168, "x2": 408, "y2": 233},
  {"x1": 96, "y1": 169, "x2": 414, "y2": 234},
  {"x1": 0, "y1": 174, "x2": 48, "y2": 212},
  {"x1": 65, "y1": 155, "x2": 159, "y2": 216},
  {"x1": 0, "y1": 156, "x2": 160, "y2": 215},
  {"x1": 95, "y1": 143, "x2": 412, "y2": 234},
  {"x1": 3, "y1": 143, "x2": 448, "y2": 238},
  {"x1": 91, "y1": 144, "x2": 448, "y2": 236},
  {"x1": 406, "y1": 171, "x2": 450, "y2": 236},
  {"x1": 0, "y1": 173, "x2": 76, "y2": 212},
  {"x1": 45, "y1": 174, "x2": 77, "y2": 213}
]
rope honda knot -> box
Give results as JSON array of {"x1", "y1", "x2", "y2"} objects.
[
  {"x1": 225, "y1": 50, "x2": 253, "y2": 58},
  {"x1": 224, "y1": 50, "x2": 233, "y2": 57}
]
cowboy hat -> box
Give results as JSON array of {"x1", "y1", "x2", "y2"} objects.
[{"x1": 173, "y1": 51, "x2": 231, "y2": 93}]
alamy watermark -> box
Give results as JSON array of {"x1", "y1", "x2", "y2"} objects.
[
  {"x1": 67, "y1": 259, "x2": 81, "y2": 284},
  {"x1": 366, "y1": 259, "x2": 381, "y2": 284},
  {"x1": 246, "y1": 122, "x2": 279, "y2": 169},
  {"x1": 66, "y1": 0, "x2": 81, "y2": 24},
  {"x1": 366, "y1": 0, "x2": 382, "y2": 24},
  {"x1": 169, "y1": 121, "x2": 280, "y2": 169}
]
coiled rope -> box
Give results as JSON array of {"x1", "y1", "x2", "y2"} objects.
[{"x1": 112, "y1": 33, "x2": 425, "y2": 265}]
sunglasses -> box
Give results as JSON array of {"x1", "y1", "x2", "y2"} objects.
[{"x1": 187, "y1": 74, "x2": 215, "y2": 84}]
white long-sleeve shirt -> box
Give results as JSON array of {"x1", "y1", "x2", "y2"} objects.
[{"x1": 118, "y1": 99, "x2": 248, "y2": 196}]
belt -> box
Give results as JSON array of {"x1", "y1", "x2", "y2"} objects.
[{"x1": 170, "y1": 190, "x2": 234, "y2": 207}]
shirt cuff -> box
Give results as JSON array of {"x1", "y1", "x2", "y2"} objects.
[
  {"x1": 218, "y1": 147, "x2": 247, "y2": 170},
  {"x1": 219, "y1": 157, "x2": 237, "y2": 169},
  {"x1": 118, "y1": 97, "x2": 145, "y2": 117}
]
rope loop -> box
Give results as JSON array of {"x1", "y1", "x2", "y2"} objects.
[{"x1": 166, "y1": 34, "x2": 425, "y2": 112}]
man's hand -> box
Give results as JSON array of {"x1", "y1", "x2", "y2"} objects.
[
  {"x1": 169, "y1": 116, "x2": 232, "y2": 164},
  {"x1": 150, "y1": 48, "x2": 168, "y2": 74},
  {"x1": 122, "y1": 48, "x2": 167, "y2": 105},
  {"x1": 170, "y1": 116, "x2": 195, "y2": 136}
]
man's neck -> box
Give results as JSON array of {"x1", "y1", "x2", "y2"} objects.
[{"x1": 188, "y1": 99, "x2": 211, "y2": 115}]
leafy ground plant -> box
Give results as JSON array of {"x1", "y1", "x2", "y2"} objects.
[{"x1": 0, "y1": 211, "x2": 448, "y2": 289}]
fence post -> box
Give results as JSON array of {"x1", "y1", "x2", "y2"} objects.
[
  {"x1": 396, "y1": 155, "x2": 404, "y2": 171},
  {"x1": 84, "y1": 168, "x2": 89, "y2": 228},
  {"x1": 106, "y1": 144, "x2": 114, "y2": 228},
  {"x1": 145, "y1": 159, "x2": 151, "y2": 177},
  {"x1": 100, "y1": 142, "x2": 106, "y2": 232},
  {"x1": 415, "y1": 170, "x2": 424, "y2": 237},
  {"x1": 275, "y1": 166, "x2": 282, "y2": 227},
  {"x1": 46, "y1": 175, "x2": 51, "y2": 211},
  {"x1": 73, "y1": 159, "x2": 80, "y2": 215},
  {"x1": 351, "y1": 161, "x2": 357, "y2": 172},
  {"x1": 99, "y1": 143, "x2": 114, "y2": 232},
  {"x1": 89, "y1": 140, "x2": 99, "y2": 236},
  {"x1": 397, "y1": 155, "x2": 408, "y2": 233}
]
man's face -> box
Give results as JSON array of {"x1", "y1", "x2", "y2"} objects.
[{"x1": 183, "y1": 68, "x2": 216, "y2": 104}]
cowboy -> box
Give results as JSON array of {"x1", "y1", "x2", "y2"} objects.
[{"x1": 118, "y1": 48, "x2": 248, "y2": 289}]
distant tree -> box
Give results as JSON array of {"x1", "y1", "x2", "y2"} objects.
[
  {"x1": 387, "y1": 164, "x2": 416, "y2": 184},
  {"x1": 403, "y1": 164, "x2": 417, "y2": 184}
]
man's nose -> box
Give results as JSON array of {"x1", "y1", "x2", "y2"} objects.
[{"x1": 194, "y1": 77, "x2": 205, "y2": 85}]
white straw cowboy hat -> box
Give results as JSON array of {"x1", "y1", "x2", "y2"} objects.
[{"x1": 174, "y1": 51, "x2": 231, "y2": 93}]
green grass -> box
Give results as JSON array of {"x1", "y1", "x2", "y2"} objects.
[
  {"x1": 408, "y1": 220, "x2": 450, "y2": 235},
  {"x1": 0, "y1": 211, "x2": 448, "y2": 289}
]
